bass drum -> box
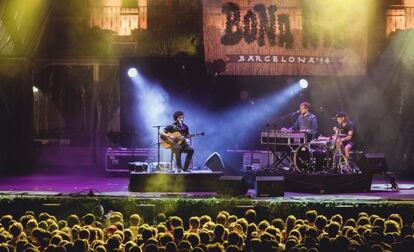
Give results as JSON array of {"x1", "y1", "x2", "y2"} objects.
[
  {"x1": 293, "y1": 145, "x2": 312, "y2": 172},
  {"x1": 294, "y1": 144, "x2": 330, "y2": 172}
]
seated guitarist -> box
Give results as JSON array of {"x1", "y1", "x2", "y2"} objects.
[{"x1": 161, "y1": 111, "x2": 194, "y2": 172}]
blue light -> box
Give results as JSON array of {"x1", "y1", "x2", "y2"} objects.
[
  {"x1": 299, "y1": 79, "x2": 308, "y2": 89},
  {"x1": 127, "y1": 67, "x2": 138, "y2": 78}
]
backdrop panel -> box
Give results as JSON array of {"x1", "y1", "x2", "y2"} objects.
[{"x1": 203, "y1": 0, "x2": 368, "y2": 76}]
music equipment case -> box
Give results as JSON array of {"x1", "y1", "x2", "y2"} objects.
[{"x1": 105, "y1": 148, "x2": 156, "y2": 172}]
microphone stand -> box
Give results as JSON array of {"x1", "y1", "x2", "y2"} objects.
[
  {"x1": 266, "y1": 111, "x2": 299, "y2": 171},
  {"x1": 272, "y1": 111, "x2": 299, "y2": 124},
  {"x1": 265, "y1": 123, "x2": 273, "y2": 171},
  {"x1": 153, "y1": 125, "x2": 164, "y2": 172}
]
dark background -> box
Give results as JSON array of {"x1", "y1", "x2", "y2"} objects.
[{"x1": 1, "y1": 0, "x2": 414, "y2": 177}]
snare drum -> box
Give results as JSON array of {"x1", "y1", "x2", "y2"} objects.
[
  {"x1": 317, "y1": 136, "x2": 330, "y2": 141},
  {"x1": 312, "y1": 136, "x2": 335, "y2": 151}
]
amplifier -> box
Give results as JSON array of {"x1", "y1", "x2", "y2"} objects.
[
  {"x1": 105, "y1": 148, "x2": 156, "y2": 172},
  {"x1": 242, "y1": 150, "x2": 273, "y2": 170},
  {"x1": 357, "y1": 153, "x2": 388, "y2": 174}
]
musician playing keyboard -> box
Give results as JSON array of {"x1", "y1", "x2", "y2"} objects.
[
  {"x1": 333, "y1": 111, "x2": 356, "y2": 160},
  {"x1": 282, "y1": 102, "x2": 318, "y2": 140},
  {"x1": 161, "y1": 111, "x2": 194, "y2": 172}
]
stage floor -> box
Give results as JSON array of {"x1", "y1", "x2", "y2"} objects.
[{"x1": 0, "y1": 173, "x2": 413, "y2": 202}]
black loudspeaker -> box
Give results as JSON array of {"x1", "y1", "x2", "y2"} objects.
[
  {"x1": 358, "y1": 153, "x2": 388, "y2": 174},
  {"x1": 204, "y1": 152, "x2": 225, "y2": 172},
  {"x1": 217, "y1": 176, "x2": 248, "y2": 196},
  {"x1": 255, "y1": 176, "x2": 285, "y2": 197}
]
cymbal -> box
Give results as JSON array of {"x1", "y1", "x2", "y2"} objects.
[
  {"x1": 335, "y1": 134, "x2": 348, "y2": 137},
  {"x1": 317, "y1": 136, "x2": 330, "y2": 141}
]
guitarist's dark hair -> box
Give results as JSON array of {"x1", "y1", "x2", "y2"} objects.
[{"x1": 173, "y1": 111, "x2": 184, "y2": 121}]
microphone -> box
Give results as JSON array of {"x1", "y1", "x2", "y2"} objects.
[{"x1": 292, "y1": 110, "x2": 300, "y2": 115}]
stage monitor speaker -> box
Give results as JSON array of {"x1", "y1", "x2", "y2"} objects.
[
  {"x1": 204, "y1": 152, "x2": 225, "y2": 172},
  {"x1": 358, "y1": 153, "x2": 388, "y2": 174},
  {"x1": 217, "y1": 176, "x2": 248, "y2": 196},
  {"x1": 255, "y1": 176, "x2": 284, "y2": 197}
]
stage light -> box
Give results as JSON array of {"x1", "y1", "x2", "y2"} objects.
[
  {"x1": 299, "y1": 79, "x2": 308, "y2": 89},
  {"x1": 32, "y1": 86, "x2": 39, "y2": 93},
  {"x1": 128, "y1": 67, "x2": 138, "y2": 78}
]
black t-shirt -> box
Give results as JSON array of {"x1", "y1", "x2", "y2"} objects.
[
  {"x1": 163, "y1": 122, "x2": 189, "y2": 137},
  {"x1": 337, "y1": 120, "x2": 357, "y2": 145}
]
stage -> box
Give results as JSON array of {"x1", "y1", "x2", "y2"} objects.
[
  {"x1": 0, "y1": 172, "x2": 414, "y2": 223},
  {"x1": 0, "y1": 172, "x2": 411, "y2": 198}
]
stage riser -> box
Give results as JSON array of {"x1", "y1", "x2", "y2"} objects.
[
  {"x1": 129, "y1": 172, "x2": 223, "y2": 192},
  {"x1": 284, "y1": 173, "x2": 373, "y2": 194},
  {"x1": 129, "y1": 172, "x2": 373, "y2": 194}
]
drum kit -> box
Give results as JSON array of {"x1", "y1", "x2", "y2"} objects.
[
  {"x1": 292, "y1": 135, "x2": 359, "y2": 174},
  {"x1": 260, "y1": 129, "x2": 360, "y2": 174}
]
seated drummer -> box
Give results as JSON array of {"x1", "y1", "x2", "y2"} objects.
[
  {"x1": 283, "y1": 102, "x2": 318, "y2": 140},
  {"x1": 333, "y1": 111, "x2": 356, "y2": 160}
]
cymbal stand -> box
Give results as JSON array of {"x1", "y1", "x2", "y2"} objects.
[
  {"x1": 332, "y1": 145, "x2": 350, "y2": 173},
  {"x1": 265, "y1": 123, "x2": 273, "y2": 171},
  {"x1": 331, "y1": 126, "x2": 350, "y2": 173}
]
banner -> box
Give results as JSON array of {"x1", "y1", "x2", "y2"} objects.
[{"x1": 203, "y1": 0, "x2": 368, "y2": 76}]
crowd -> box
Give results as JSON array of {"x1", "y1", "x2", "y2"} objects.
[{"x1": 0, "y1": 206, "x2": 413, "y2": 252}]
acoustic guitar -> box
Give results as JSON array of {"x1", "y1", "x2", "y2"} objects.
[{"x1": 160, "y1": 131, "x2": 204, "y2": 149}]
